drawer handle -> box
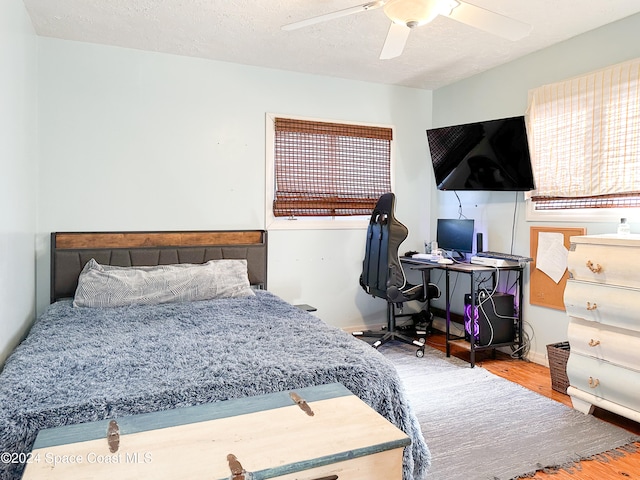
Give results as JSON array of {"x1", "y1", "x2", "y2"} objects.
[
  {"x1": 227, "y1": 454, "x2": 246, "y2": 480},
  {"x1": 588, "y1": 339, "x2": 601, "y2": 347},
  {"x1": 586, "y1": 260, "x2": 602, "y2": 274},
  {"x1": 311, "y1": 477, "x2": 339, "y2": 480},
  {"x1": 289, "y1": 391, "x2": 315, "y2": 416},
  {"x1": 107, "y1": 420, "x2": 119, "y2": 453},
  {"x1": 588, "y1": 377, "x2": 600, "y2": 388},
  {"x1": 586, "y1": 302, "x2": 598, "y2": 311}
]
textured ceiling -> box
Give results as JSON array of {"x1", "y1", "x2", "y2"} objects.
[{"x1": 22, "y1": 0, "x2": 640, "y2": 90}]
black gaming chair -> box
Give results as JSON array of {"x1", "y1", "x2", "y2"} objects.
[{"x1": 354, "y1": 193, "x2": 440, "y2": 357}]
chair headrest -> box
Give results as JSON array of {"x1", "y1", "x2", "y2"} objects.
[{"x1": 371, "y1": 192, "x2": 395, "y2": 217}]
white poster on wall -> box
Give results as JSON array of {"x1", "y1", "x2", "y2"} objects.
[{"x1": 535, "y1": 232, "x2": 568, "y2": 284}]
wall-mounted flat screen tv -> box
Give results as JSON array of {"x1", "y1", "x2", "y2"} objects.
[{"x1": 426, "y1": 116, "x2": 535, "y2": 191}]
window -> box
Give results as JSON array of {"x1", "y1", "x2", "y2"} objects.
[
  {"x1": 526, "y1": 58, "x2": 640, "y2": 214},
  {"x1": 266, "y1": 114, "x2": 393, "y2": 228}
]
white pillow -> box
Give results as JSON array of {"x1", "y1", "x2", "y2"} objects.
[{"x1": 73, "y1": 258, "x2": 254, "y2": 308}]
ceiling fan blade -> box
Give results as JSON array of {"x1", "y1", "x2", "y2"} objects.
[
  {"x1": 282, "y1": 1, "x2": 385, "y2": 31},
  {"x1": 445, "y1": 1, "x2": 531, "y2": 41},
  {"x1": 380, "y1": 22, "x2": 411, "y2": 59}
]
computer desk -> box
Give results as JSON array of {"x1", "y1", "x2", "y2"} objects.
[{"x1": 402, "y1": 257, "x2": 524, "y2": 367}]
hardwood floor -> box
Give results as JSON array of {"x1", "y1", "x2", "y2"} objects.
[{"x1": 424, "y1": 332, "x2": 640, "y2": 479}]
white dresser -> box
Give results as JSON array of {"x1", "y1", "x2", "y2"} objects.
[{"x1": 564, "y1": 234, "x2": 640, "y2": 422}]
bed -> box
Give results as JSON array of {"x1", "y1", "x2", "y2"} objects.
[{"x1": 0, "y1": 230, "x2": 429, "y2": 480}]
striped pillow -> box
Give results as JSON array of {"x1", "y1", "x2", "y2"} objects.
[{"x1": 73, "y1": 258, "x2": 254, "y2": 308}]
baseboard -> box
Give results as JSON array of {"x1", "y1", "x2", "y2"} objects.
[
  {"x1": 342, "y1": 323, "x2": 385, "y2": 334},
  {"x1": 432, "y1": 316, "x2": 550, "y2": 366},
  {"x1": 432, "y1": 317, "x2": 466, "y2": 337},
  {"x1": 347, "y1": 316, "x2": 549, "y2": 366},
  {"x1": 526, "y1": 350, "x2": 548, "y2": 367}
]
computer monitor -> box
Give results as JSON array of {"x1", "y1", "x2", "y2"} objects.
[{"x1": 436, "y1": 219, "x2": 475, "y2": 256}]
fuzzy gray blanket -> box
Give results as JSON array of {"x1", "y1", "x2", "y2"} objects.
[{"x1": 0, "y1": 291, "x2": 428, "y2": 480}]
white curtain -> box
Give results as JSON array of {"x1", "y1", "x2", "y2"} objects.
[{"x1": 526, "y1": 58, "x2": 640, "y2": 201}]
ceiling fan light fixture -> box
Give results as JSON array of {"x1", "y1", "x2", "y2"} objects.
[
  {"x1": 440, "y1": 0, "x2": 460, "y2": 16},
  {"x1": 383, "y1": 0, "x2": 443, "y2": 28}
]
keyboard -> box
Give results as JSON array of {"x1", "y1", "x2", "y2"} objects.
[
  {"x1": 474, "y1": 251, "x2": 533, "y2": 262},
  {"x1": 470, "y1": 251, "x2": 532, "y2": 267}
]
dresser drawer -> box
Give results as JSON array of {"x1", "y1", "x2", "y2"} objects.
[
  {"x1": 568, "y1": 234, "x2": 640, "y2": 288},
  {"x1": 566, "y1": 353, "x2": 640, "y2": 413},
  {"x1": 564, "y1": 280, "x2": 640, "y2": 332},
  {"x1": 568, "y1": 317, "x2": 640, "y2": 369}
]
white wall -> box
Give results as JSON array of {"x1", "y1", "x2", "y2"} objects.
[
  {"x1": 11, "y1": 5, "x2": 639, "y2": 367},
  {"x1": 0, "y1": 0, "x2": 38, "y2": 365},
  {"x1": 431, "y1": 13, "x2": 640, "y2": 364},
  {"x1": 36, "y1": 38, "x2": 434, "y2": 330}
]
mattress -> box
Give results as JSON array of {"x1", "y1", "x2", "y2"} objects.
[{"x1": 0, "y1": 290, "x2": 429, "y2": 480}]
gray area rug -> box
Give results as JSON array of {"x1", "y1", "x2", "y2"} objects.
[{"x1": 380, "y1": 343, "x2": 640, "y2": 480}]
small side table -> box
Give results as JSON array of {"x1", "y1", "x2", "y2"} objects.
[{"x1": 294, "y1": 304, "x2": 317, "y2": 312}]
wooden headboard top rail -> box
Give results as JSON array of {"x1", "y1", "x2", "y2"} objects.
[
  {"x1": 54, "y1": 231, "x2": 264, "y2": 250},
  {"x1": 51, "y1": 230, "x2": 267, "y2": 303}
]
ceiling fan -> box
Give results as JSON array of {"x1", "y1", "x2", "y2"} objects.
[{"x1": 282, "y1": 0, "x2": 531, "y2": 60}]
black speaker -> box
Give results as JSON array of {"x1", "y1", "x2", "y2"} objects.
[
  {"x1": 476, "y1": 232, "x2": 483, "y2": 253},
  {"x1": 464, "y1": 292, "x2": 514, "y2": 346}
]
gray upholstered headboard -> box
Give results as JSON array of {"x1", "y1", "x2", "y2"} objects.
[{"x1": 50, "y1": 230, "x2": 267, "y2": 303}]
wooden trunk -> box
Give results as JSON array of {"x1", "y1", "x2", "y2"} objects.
[{"x1": 22, "y1": 383, "x2": 409, "y2": 480}]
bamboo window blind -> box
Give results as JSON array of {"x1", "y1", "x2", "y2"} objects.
[
  {"x1": 526, "y1": 57, "x2": 640, "y2": 210},
  {"x1": 273, "y1": 117, "x2": 392, "y2": 217}
]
